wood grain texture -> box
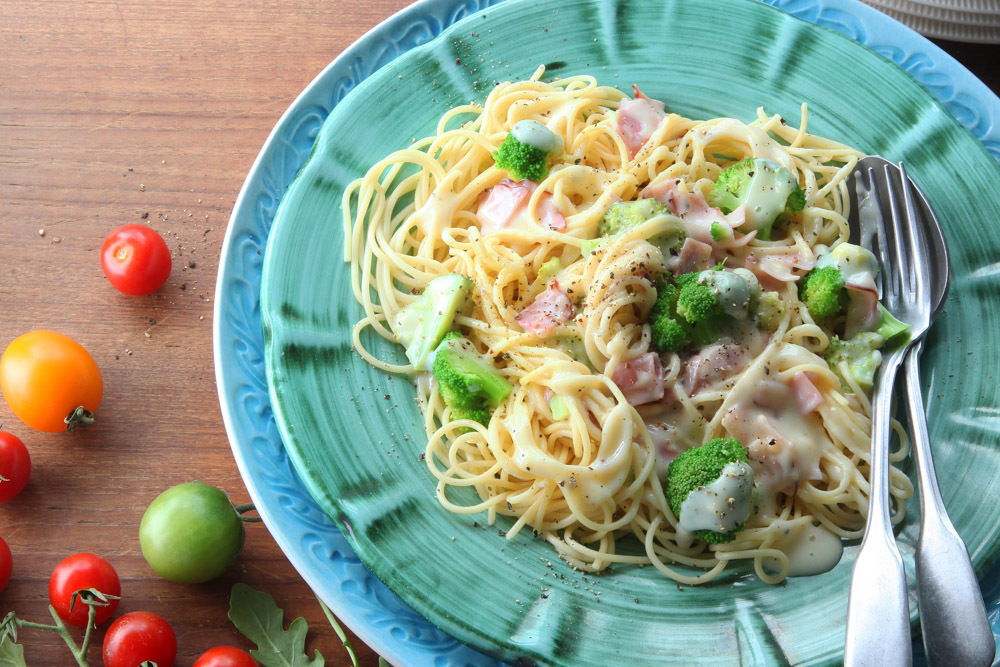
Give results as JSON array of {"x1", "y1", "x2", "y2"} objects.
[
  {"x1": 0, "y1": 1, "x2": 412, "y2": 664},
  {"x1": 0, "y1": 0, "x2": 996, "y2": 665}
]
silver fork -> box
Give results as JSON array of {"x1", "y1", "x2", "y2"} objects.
[{"x1": 844, "y1": 160, "x2": 931, "y2": 666}]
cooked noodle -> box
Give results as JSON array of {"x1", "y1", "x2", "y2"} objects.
[{"x1": 343, "y1": 67, "x2": 912, "y2": 585}]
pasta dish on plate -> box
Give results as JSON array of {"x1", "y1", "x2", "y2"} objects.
[{"x1": 342, "y1": 66, "x2": 911, "y2": 585}]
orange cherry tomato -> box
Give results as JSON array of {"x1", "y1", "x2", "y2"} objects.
[{"x1": 0, "y1": 331, "x2": 103, "y2": 433}]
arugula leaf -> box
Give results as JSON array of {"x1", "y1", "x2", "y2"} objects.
[
  {"x1": 228, "y1": 583, "x2": 324, "y2": 667},
  {"x1": 0, "y1": 636, "x2": 26, "y2": 667},
  {"x1": 316, "y1": 597, "x2": 358, "y2": 667}
]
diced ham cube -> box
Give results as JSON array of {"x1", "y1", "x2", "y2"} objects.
[
  {"x1": 677, "y1": 237, "x2": 714, "y2": 274},
  {"x1": 476, "y1": 178, "x2": 535, "y2": 235},
  {"x1": 477, "y1": 179, "x2": 567, "y2": 234},
  {"x1": 791, "y1": 371, "x2": 824, "y2": 414},
  {"x1": 515, "y1": 280, "x2": 575, "y2": 337},
  {"x1": 611, "y1": 352, "x2": 665, "y2": 406},
  {"x1": 643, "y1": 180, "x2": 753, "y2": 248},
  {"x1": 538, "y1": 193, "x2": 566, "y2": 231},
  {"x1": 615, "y1": 87, "x2": 666, "y2": 160},
  {"x1": 682, "y1": 342, "x2": 750, "y2": 395}
]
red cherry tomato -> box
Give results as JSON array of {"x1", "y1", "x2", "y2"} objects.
[
  {"x1": 48, "y1": 553, "x2": 120, "y2": 627},
  {"x1": 103, "y1": 611, "x2": 177, "y2": 667},
  {"x1": 100, "y1": 224, "x2": 172, "y2": 296},
  {"x1": 0, "y1": 537, "x2": 12, "y2": 593},
  {"x1": 0, "y1": 430, "x2": 30, "y2": 501},
  {"x1": 193, "y1": 646, "x2": 257, "y2": 667}
]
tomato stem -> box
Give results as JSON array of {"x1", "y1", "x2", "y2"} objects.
[
  {"x1": 64, "y1": 407, "x2": 95, "y2": 432},
  {"x1": 45, "y1": 603, "x2": 92, "y2": 666},
  {"x1": 76, "y1": 603, "x2": 96, "y2": 665},
  {"x1": 233, "y1": 502, "x2": 263, "y2": 523},
  {"x1": 3, "y1": 593, "x2": 111, "y2": 666}
]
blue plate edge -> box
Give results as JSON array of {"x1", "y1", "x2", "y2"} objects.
[{"x1": 214, "y1": 0, "x2": 1000, "y2": 665}]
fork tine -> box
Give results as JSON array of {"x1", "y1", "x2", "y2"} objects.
[
  {"x1": 867, "y1": 165, "x2": 900, "y2": 303},
  {"x1": 898, "y1": 162, "x2": 926, "y2": 301}
]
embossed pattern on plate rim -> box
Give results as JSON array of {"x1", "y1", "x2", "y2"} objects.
[{"x1": 213, "y1": 0, "x2": 1000, "y2": 664}]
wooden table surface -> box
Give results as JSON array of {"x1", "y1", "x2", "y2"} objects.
[{"x1": 0, "y1": 1, "x2": 997, "y2": 665}]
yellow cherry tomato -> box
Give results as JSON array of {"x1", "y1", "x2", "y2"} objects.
[{"x1": 0, "y1": 331, "x2": 103, "y2": 432}]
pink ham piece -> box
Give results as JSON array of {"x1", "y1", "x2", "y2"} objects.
[
  {"x1": 515, "y1": 280, "x2": 575, "y2": 337},
  {"x1": 538, "y1": 193, "x2": 566, "y2": 231},
  {"x1": 647, "y1": 421, "x2": 684, "y2": 465},
  {"x1": 682, "y1": 342, "x2": 750, "y2": 395},
  {"x1": 744, "y1": 255, "x2": 785, "y2": 292},
  {"x1": 643, "y1": 180, "x2": 753, "y2": 248},
  {"x1": 477, "y1": 179, "x2": 567, "y2": 234},
  {"x1": 721, "y1": 381, "x2": 823, "y2": 495},
  {"x1": 791, "y1": 371, "x2": 824, "y2": 414},
  {"x1": 844, "y1": 282, "x2": 881, "y2": 338},
  {"x1": 748, "y1": 252, "x2": 816, "y2": 286},
  {"x1": 611, "y1": 352, "x2": 665, "y2": 406},
  {"x1": 615, "y1": 87, "x2": 666, "y2": 159},
  {"x1": 477, "y1": 178, "x2": 534, "y2": 235},
  {"x1": 677, "y1": 237, "x2": 714, "y2": 274}
]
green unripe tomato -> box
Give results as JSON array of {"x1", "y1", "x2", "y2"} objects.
[{"x1": 139, "y1": 482, "x2": 245, "y2": 584}]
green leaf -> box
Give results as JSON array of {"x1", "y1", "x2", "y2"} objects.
[
  {"x1": 378, "y1": 658, "x2": 391, "y2": 667},
  {"x1": 316, "y1": 597, "x2": 358, "y2": 667},
  {"x1": 228, "y1": 583, "x2": 324, "y2": 667},
  {"x1": 0, "y1": 637, "x2": 27, "y2": 667}
]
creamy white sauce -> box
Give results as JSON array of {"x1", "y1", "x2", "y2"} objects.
[
  {"x1": 638, "y1": 400, "x2": 707, "y2": 480},
  {"x1": 700, "y1": 269, "x2": 760, "y2": 319},
  {"x1": 697, "y1": 121, "x2": 795, "y2": 172},
  {"x1": 511, "y1": 120, "x2": 561, "y2": 153},
  {"x1": 415, "y1": 182, "x2": 461, "y2": 242},
  {"x1": 816, "y1": 242, "x2": 879, "y2": 290},
  {"x1": 678, "y1": 461, "x2": 754, "y2": 534},
  {"x1": 765, "y1": 523, "x2": 844, "y2": 577},
  {"x1": 744, "y1": 161, "x2": 795, "y2": 231},
  {"x1": 720, "y1": 345, "x2": 830, "y2": 501}
]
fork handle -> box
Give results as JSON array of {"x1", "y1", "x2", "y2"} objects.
[
  {"x1": 845, "y1": 349, "x2": 912, "y2": 667},
  {"x1": 905, "y1": 341, "x2": 995, "y2": 666}
]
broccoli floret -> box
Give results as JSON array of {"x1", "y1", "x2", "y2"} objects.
[
  {"x1": 825, "y1": 332, "x2": 885, "y2": 393},
  {"x1": 666, "y1": 438, "x2": 755, "y2": 544},
  {"x1": 533, "y1": 257, "x2": 562, "y2": 288},
  {"x1": 876, "y1": 304, "x2": 909, "y2": 343},
  {"x1": 707, "y1": 158, "x2": 805, "y2": 240},
  {"x1": 392, "y1": 273, "x2": 473, "y2": 370},
  {"x1": 649, "y1": 282, "x2": 688, "y2": 353},
  {"x1": 597, "y1": 199, "x2": 686, "y2": 256},
  {"x1": 676, "y1": 268, "x2": 758, "y2": 324},
  {"x1": 649, "y1": 270, "x2": 762, "y2": 352},
  {"x1": 799, "y1": 265, "x2": 848, "y2": 321},
  {"x1": 709, "y1": 220, "x2": 731, "y2": 243},
  {"x1": 599, "y1": 199, "x2": 669, "y2": 237},
  {"x1": 549, "y1": 395, "x2": 569, "y2": 421},
  {"x1": 579, "y1": 237, "x2": 607, "y2": 255},
  {"x1": 493, "y1": 120, "x2": 561, "y2": 182},
  {"x1": 676, "y1": 276, "x2": 723, "y2": 323},
  {"x1": 754, "y1": 290, "x2": 785, "y2": 331},
  {"x1": 432, "y1": 333, "x2": 513, "y2": 428},
  {"x1": 802, "y1": 243, "x2": 911, "y2": 342}
]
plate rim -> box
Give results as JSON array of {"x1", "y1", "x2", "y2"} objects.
[{"x1": 214, "y1": 0, "x2": 1000, "y2": 664}]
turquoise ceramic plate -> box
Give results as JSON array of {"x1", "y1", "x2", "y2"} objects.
[{"x1": 256, "y1": 0, "x2": 1000, "y2": 663}]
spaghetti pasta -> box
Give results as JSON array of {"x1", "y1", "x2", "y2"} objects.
[{"x1": 343, "y1": 66, "x2": 912, "y2": 585}]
